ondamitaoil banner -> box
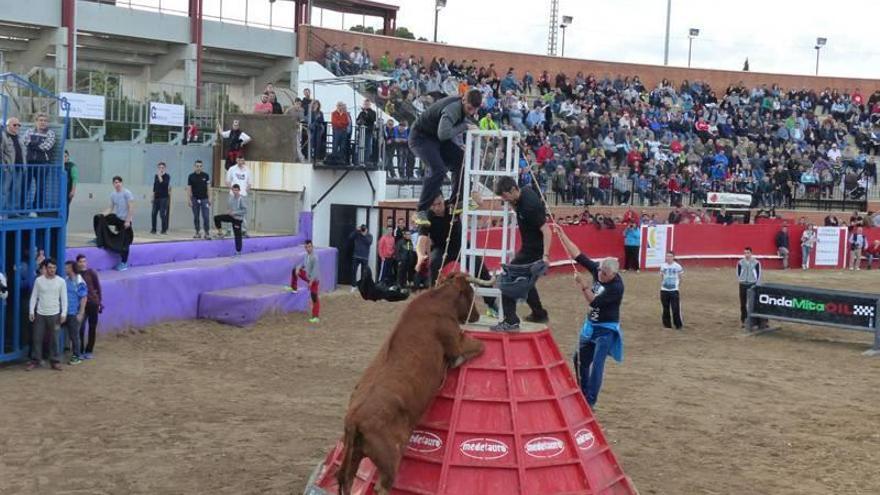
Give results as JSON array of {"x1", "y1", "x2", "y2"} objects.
[{"x1": 750, "y1": 283, "x2": 878, "y2": 331}]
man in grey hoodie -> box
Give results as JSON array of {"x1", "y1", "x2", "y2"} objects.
[
  {"x1": 409, "y1": 89, "x2": 482, "y2": 226},
  {"x1": 213, "y1": 184, "x2": 247, "y2": 256}
]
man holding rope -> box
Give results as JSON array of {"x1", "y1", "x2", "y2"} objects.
[
  {"x1": 409, "y1": 89, "x2": 483, "y2": 226},
  {"x1": 553, "y1": 224, "x2": 625, "y2": 408},
  {"x1": 416, "y1": 191, "x2": 498, "y2": 316},
  {"x1": 475, "y1": 176, "x2": 551, "y2": 331}
]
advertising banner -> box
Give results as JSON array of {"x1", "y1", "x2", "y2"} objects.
[
  {"x1": 814, "y1": 226, "x2": 845, "y2": 267},
  {"x1": 750, "y1": 283, "x2": 879, "y2": 331},
  {"x1": 149, "y1": 102, "x2": 185, "y2": 127},
  {"x1": 705, "y1": 192, "x2": 752, "y2": 206},
  {"x1": 59, "y1": 92, "x2": 105, "y2": 120},
  {"x1": 640, "y1": 225, "x2": 672, "y2": 269}
]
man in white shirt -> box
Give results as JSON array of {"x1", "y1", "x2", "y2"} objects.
[
  {"x1": 659, "y1": 251, "x2": 684, "y2": 330},
  {"x1": 27, "y1": 258, "x2": 67, "y2": 371}
]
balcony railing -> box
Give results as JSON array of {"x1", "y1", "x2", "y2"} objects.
[{"x1": 0, "y1": 164, "x2": 65, "y2": 218}]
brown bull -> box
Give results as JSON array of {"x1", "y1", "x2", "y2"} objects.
[{"x1": 336, "y1": 273, "x2": 484, "y2": 495}]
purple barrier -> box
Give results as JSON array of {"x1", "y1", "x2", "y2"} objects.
[
  {"x1": 198, "y1": 284, "x2": 311, "y2": 327},
  {"x1": 95, "y1": 246, "x2": 337, "y2": 334},
  {"x1": 66, "y1": 234, "x2": 307, "y2": 272}
]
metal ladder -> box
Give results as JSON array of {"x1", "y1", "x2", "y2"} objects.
[{"x1": 460, "y1": 130, "x2": 521, "y2": 320}]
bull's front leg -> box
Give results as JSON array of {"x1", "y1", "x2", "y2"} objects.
[{"x1": 450, "y1": 334, "x2": 484, "y2": 368}]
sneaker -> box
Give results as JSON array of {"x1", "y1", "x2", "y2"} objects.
[
  {"x1": 287, "y1": 287, "x2": 299, "y2": 293},
  {"x1": 50, "y1": 362, "x2": 63, "y2": 371},
  {"x1": 524, "y1": 312, "x2": 549, "y2": 324},
  {"x1": 160, "y1": 231, "x2": 168, "y2": 235},
  {"x1": 308, "y1": 317, "x2": 320, "y2": 324},
  {"x1": 217, "y1": 231, "x2": 226, "y2": 239},
  {"x1": 486, "y1": 307, "x2": 499, "y2": 319},
  {"x1": 490, "y1": 321, "x2": 520, "y2": 332},
  {"x1": 82, "y1": 353, "x2": 94, "y2": 360},
  {"x1": 193, "y1": 233, "x2": 202, "y2": 239},
  {"x1": 232, "y1": 252, "x2": 241, "y2": 258},
  {"x1": 413, "y1": 210, "x2": 431, "y2": 226},
  {"x1": 69, "y1": 356, "x2": 82, "y2": 365},
  {"x1": 116, "y1": 262, "x2": 128, "y2": 272},
  {"x1": 203, "y1": 234, "x2": 211, "y2": 240},
  {"x1": 87, "y1": 238, "x2": 98, "y2": 245},
  {"x1": 149, "y1": 230, "x2": 157, "y2": 235},
  {"x1": 350, "y1": 287, "x2": 358, "y2": 293},
  {"x1": 25, "y1": 361, "x2": 40, "y2": 371}
]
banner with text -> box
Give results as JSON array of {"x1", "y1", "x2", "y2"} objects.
[
  {"x1": 59, "y1": 92, "x2": 105, "y2": 120},
  {"x1": 705, "y1": 192, "x2": 753, "y2": 206},
  {"x1": 640, "y1": 225, "x2": 673, "y2": 269},
  {"x1": 149, "y1": 102, "x2": 185, "y2": 127},
  {"x1": 750, "y1": 283, "x2": 879, "y2": 331},
  {"x1": 814, "y1": 227, "x2": 846, "y2": 268}
]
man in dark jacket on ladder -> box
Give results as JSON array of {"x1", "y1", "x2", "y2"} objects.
[{"x1": 409, "y1": 89, "x2": 483, "y2": 226}]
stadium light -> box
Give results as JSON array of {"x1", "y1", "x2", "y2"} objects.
[
  {"x1": 687, "y1": 28, "x2": 700, "y2": 68},
  {"x1": 560, "y1": 16, "x2": 573, "y2": 57},
  {"x1": 434, "y1": 0, "x2": 446, "y2": 43},
  {"x1": 814, "y1": 37, "x2": 827, "y2": 76}
]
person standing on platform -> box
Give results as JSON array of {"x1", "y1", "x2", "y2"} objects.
[
  {"x1": 187, "y1": 160, "x2": 211, "y2": 239},
  {"x1": 349, "y1": 224, "x2": 373, "y2": 292},
  {"x1": 225, "y1": 156, "x2": 253, "y2": 236},
  {"x1": 737, "y1": 247, "x2": 765, "y2": 329},
  {"x1": 26, "y1": 258, "x2": 67, "y2": 371},
  {"x1": 775, "y1": 224, "x2": 790, "y2": 269},
  {"x1": 477, "y1": 176, "x2": 551, "y2": 331},
  {"x1": 659, "y1": 251, "x2": 684, "y2": 330},
  {"x1": 290, "y1": 240, "x2": 321, "y2": 324},
  {"x1": 213, "y1": 184, "x2": 246, "y2": 257},
  {"x1": 63, "y1": 261, "x2": 87, "y2": 365},
  {"x1": 849, "y1": 226, "x2": 867, "y2": 270},
  {"x1": 356, "y1": 99, "x2": 377, "y2": 165},
  {"x1": 800, "y1": 224, "x2": 817, "y2": 270},
  {"x1": 63, "y1": 150, "x2": 78, "y2": 225},
  {"x1": 377, "y1": 227, "x2": 397, "y2": 284},
  {"x1": 150, "y1": 162, "x2": 171, "y2": 235},
  {"x1": 622, "y1": 223, "x2": 641, "y2": 272},
  {"x1": 218, "y1": 120, "x2": 251, "y2": 170},
  {"x1": 409, "y1": 89, "x2": 482, "y2": 226},
  {"x1": 552, "y1": 224, "x2": 625, "y2": 407},
  {"x1": 76, "y1": 254, "x2": 101, "y2": 359},
  {"x1": 94, "y1": 176, "x2": 135, "y2": 271}
]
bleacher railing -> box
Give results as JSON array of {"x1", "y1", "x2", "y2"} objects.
[{"x1": 0, "y1": 163, "x2": 64, "y2": 217}]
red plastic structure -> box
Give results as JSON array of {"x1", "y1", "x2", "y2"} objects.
[{"x1": 305, "y1": 325, "x2": 637, "y2": 495}]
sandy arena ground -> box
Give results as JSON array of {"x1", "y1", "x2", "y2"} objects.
[{"x1": 1, "y1": 267, "x2": 879, "y2": 495}]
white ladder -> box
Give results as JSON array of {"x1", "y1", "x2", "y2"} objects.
[{"x1": 460, "y1": 130, "x2": 521, "y2": 320}]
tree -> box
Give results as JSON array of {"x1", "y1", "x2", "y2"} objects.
[
  {"x1": 393, "y1": 27, "x2": 416, "y2": 40},
  {"x1": 349, "y1": 25, "x2": 375, "y2": 34}
]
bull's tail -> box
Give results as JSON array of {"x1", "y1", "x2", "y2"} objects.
[{"x1": 336, "y1": 424, "x2": 363, "y2": 495}]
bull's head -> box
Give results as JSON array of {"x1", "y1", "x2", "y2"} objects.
[{"x1": 440, "y1": 272, "x2": 481, "y2": 324}]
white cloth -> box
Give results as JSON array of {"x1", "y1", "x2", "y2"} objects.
[{"x1": 29, "y1": 275, "x2": 67, "y2": 316}]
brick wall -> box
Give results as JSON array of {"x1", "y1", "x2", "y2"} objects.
[{"x1": 299, "y1": 25, "x2": 880, "y2": 94}]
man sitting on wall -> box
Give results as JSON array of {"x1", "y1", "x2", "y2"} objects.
[
  {"x1": 93, "y1": 176, "x2": 135, "y2": 272},
  {"x1": 217, "y1": 120, "x2": 252, "y2": 170}
]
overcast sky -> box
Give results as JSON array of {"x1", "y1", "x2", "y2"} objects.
[{"x1": 143, "y1": 0, "x2": 880, "y2": 79}]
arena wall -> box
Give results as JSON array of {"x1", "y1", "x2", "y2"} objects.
[{"x1": 299, "y1": 26, "x2": 880, "y2": 93}]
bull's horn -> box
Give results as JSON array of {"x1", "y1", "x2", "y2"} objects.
[{"x1": 467, "y1": 275, "x2": 496, "y2": 287}]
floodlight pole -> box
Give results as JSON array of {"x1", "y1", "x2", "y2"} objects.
[
  {"x1": 663, "y1": 0, "x2": 671, "y2": 65},
  {"x1": 815, "y1": 46, "x2": 821, "y2": 76}
]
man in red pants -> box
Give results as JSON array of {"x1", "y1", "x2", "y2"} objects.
[{"x1": 290, "y1": 240, "x2": 321, "y2": 323}]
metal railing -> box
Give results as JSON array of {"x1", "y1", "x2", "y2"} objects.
[
  {"x1": 311, "y1": 122, "x2": 382, "y2": 169},
  {"x1": 0, "y1": 164, "x2": 65, "y2": 217}
]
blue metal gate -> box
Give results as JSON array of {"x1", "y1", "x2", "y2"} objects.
[{"x1": 0, "y1": 73, "x2": 70, "y2": 363}]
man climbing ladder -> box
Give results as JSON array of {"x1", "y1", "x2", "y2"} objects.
[{"x1": 409, "y1": 89, "x2": 483, "y2": 226}]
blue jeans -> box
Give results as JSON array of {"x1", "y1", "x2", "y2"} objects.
[
  {"x1": 409, "y1": 129, "x2": 465, "y2": 212},
  {"x1": 573, "y1": 327, "x2": 615, "y2": 407},
  {"x1": 191, "y1": 198, "x2": 211, "y2": 234},
  {"x1": 332, "y1": 128, "x2": 350, "y2": 159}
]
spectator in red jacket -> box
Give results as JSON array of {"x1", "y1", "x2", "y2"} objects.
[
  {"x1": 253, "y1": 93, "x2": 273, "y2": 114},
  {"x1": 536, "y1": 140, "x2": 554, "y2": 165},
  {"x1": 378, "y1": 227, "x2": 397, "y2": 283},
  {"x1": 668, "y1": 175, "x2": 682, "y2": 206}
]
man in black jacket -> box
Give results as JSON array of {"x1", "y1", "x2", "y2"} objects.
[
  {"x1": 409, "y1": 89, "x2": 482, "y2": 226},
  {"x1": 356, "y1": 99, "x2": 377, "y2": 165},
  {"x1": 348, "y1": 225, "x2": 373, "y2": 292},
  {"x1": 775, "y1": 224, "x2": 790, "y2": 269}
]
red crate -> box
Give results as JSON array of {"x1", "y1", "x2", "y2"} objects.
[{"x1": 306, "y1": 326, "x2": 637, "y2": 495}]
